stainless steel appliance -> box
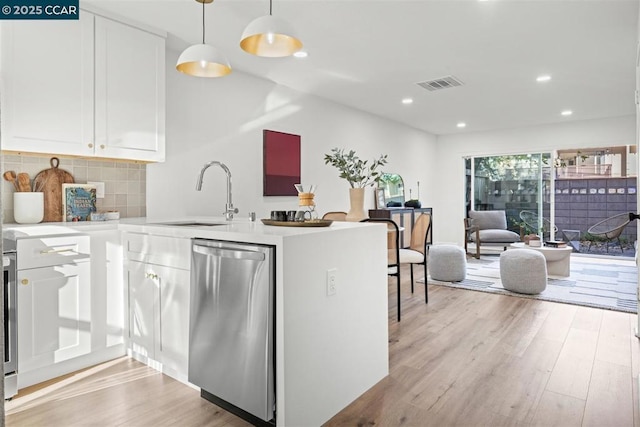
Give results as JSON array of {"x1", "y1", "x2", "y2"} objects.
[
  {"x1": 3, "y1": 238, "x2": 18, "y2": 399},
  {"x1": 189, "y1": 239, "x2": 275, "y2": 426}
]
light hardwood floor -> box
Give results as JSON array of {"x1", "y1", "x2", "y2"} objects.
[{"x1": 6, "y1": 265, "x2": 640, "y2": 427}]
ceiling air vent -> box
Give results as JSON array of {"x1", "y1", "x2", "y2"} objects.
[{"x1": 417, "y1": 75, "x2": 464, "y2": 91}]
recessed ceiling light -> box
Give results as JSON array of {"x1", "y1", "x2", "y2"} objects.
[
  {"x1": 293, "y1": 51, "x2": 308, "y2": 58},
  {"x1": 402, "y1": 98, "x2": 413, "y2": 105},
  {"x1": 536, "y1": 75, "x2": 551, "y2": 82},
  {"x1": 561, "y1": 110, "x2": 573, "y2": 116},
  {"x1": 457, "y1": 122, "x2": 467, "y2": 128}
]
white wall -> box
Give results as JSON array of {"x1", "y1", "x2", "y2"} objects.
[
  {"x1": 434, "y1": 115, "x2": 636, "y2": 244},
  {"x1": 146, "y1": 49, "x2": 438, "y2": 221}
]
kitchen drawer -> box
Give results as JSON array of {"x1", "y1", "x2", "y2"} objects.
[
  {"x1": 17, "y1": 235, "x2": 90, "y2": 270},
  {"x1": 124, "y1": 232, "x2": 190, "y2": 270}
]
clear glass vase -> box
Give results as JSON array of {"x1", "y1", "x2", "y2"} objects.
[{"x1": 294, "y1": 184, "x2": 318, "y2": 220}]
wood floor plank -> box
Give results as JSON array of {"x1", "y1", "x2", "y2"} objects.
[
  {"x1": 5, "y1": 265, "x2": 637, "y2": 427},
  {"x1": 535, "y1": 302, "x2": 578, "y2": 343},
  {"x1": 545, "y1": 327, "x2": 599, "y2": 400},
  {"x1": 570, "y1": 306, "x2": 603, "y2": 332},
  {"x1": 529, "y1": 390, "x2": 585, "y2": 426},
  {"x1": 595, "y1": 309, "x2": 632, "y2": 367},
  {"x1": 582, "y1": 360, "x2": 634, "y2": 427}
]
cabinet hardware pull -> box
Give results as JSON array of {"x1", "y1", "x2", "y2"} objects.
[
  {"x1": 21, "y1": 279, "x2": 28, "y2": 285},
  {"x1": 145, "y1": 273, "x2": 158, "y2": 280},
  {"x1": 40, "y1": 248, "x2": 75, "y2": 255},
  {"x1": 88, "y1": 143, "x2": 94, "y2": 148},
  {"x1": 100, "y1": 144, "x2": 105, "y2": 149}
]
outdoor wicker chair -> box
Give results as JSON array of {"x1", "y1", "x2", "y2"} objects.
[
  {"x1": 586, "y1": 213, "x2": 632, "y2": 253},
  {"x1": 519, "y1": 210, "x2": 557, "y2": 238}
]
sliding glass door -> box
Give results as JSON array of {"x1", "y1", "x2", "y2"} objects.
[
  {"x1": 466, "y1": 153, "x2": 552, "y2": 238},
  {"x1": 466, "y1": 146, "x2": 638, "y2": 254}
]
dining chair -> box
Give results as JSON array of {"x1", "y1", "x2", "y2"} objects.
[
  {"x1": 399, "y1": 212, "x2": 432, "y2": 303},
  {"x1": 360, "y1": 218, "x2": 401, "y2": 321},
  {"x1": 322, "y1": 211, "x2": 348, "y2": 221}
]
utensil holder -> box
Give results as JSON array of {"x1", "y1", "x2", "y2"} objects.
[{"x1": 14, "y1": 192, "x2": 44, "y2": 224}]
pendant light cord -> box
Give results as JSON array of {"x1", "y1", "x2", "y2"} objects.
[
  {"x1": 269, "y1": 0, "x2": 272, "y2": 16},
  {"x1": 201, "y1": 0, "x2": 205, "y2": 44}
]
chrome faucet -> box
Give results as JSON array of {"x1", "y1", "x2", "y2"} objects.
[{"x1": 196, "y1": 161, "x2": 239, "y2": 221}]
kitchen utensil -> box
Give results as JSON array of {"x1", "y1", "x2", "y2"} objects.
[
  {"x1": 3, "y1": 171, "x2": 18, "y2": 191},
  {"x1": 31, "y1": 157, "x2": 75, "y2": 222},
  {"x1": 16, "y1": 173, "x2": 31, "y2": 192},
  {"x1": 261, "y1": 219, "x2": 332, "y2": 227},
  {"x1": 32, "y1": 175, "x2": 48, "y2": 192}
]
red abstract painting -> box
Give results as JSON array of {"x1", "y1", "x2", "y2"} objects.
[{"x1": 263, "y1": 130, "x2": 301, "y2": 196}]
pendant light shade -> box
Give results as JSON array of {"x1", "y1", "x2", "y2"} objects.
[
  {"x1": 240, "y1": 0, "x2": 302, "y2": 57},
  {"x1": 176, "y1": 44, "x2": 231, "y2": 78},
  {"x1": 176, "y1": 0, "x2": 231, "y2": 78}
]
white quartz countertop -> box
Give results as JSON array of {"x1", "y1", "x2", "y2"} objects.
[{"x1": 3, "y1": 217, "x2": 373, "y2": 246}]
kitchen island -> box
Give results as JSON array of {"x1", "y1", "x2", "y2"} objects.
[{"x1": 5, "y1": 218, "x2": 390, "y2": 426}]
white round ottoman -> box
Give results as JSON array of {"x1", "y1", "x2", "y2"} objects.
[
  {"x1": 428, "y1": 245, "x2": 466, "y2": 282},
  {"x1": 500, "y1": 249, "x2": 547, "y2": 294}
]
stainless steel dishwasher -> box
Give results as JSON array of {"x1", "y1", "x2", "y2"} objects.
[{"x1": 189, "y1": 239, "x2": 275, "y2": 426}]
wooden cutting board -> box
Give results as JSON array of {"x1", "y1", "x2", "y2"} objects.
[{"x1": 32, "y1": 157, "x2": 75, "y2": 222}]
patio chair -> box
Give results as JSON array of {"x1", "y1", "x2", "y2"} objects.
[
  {"x1": 586, "y1": 213, "x2": 632, "y2": 253},
  {"x1": 464, "y1": 210, "x2": 520, "y2": 259},
  {"x1": 519, "y1": 210, "x2": 557, "y2": 238}
]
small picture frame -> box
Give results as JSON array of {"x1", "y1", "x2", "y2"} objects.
[{"x1": 375, "y1": 188, "x2": 386, "y2": 209}]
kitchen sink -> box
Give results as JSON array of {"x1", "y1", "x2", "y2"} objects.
[{"x1": 154, "y1": 222, "x2": 228, "y2": 227}]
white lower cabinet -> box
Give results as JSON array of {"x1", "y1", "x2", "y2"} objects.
[
  {"x1": 127, "y1": 259, "x2": 190, "y2": 382},
  {"x1": 15, "y1": 230, "x2": 126, "y2": 390},
  {"x1": 128, "y1": 261, "x2": 156, "y2": 363},
  {"x1": 17, "y1": 261, "x2": 91, "y2": 382}
]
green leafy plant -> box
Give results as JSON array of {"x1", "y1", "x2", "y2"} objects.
[{"x1": 324, "y1": 148, "x2": 388, "y2": 188}]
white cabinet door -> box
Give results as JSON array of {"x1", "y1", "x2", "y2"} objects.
[
  {"x1": 94, "y1": 16, "x2": 165, "y2": 162},
  {"x1": 157, "y1": 264, "x2": 190, "y2": 381},
  {"x1": 17, "y1": 262, "x2": 92, "y2": 374},
  {"x1": 1, "y1": 12, "x2": 94, "y2": 156},
  {"x1": 1, "y1": 12, "x2": 166, "y2": 162},
  {"x1": 127, "y1": 260, "x2": 189, "y2": 380},
  {"x1": 90, "y1": 230, "x2": 124, "y2": 350},
  {"x1": 127, "y1": 260, "x2": 158, "y2": 363}
]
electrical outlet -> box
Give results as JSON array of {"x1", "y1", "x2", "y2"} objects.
[
  {"x1": 327, "y1": 268, "x2": 337, "y2": 296},
  {"x1": 87, "y1": 181, "x2": 105, "y2": 198}
]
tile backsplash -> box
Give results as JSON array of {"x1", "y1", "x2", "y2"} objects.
[{"x1": 2, "y1": 154, "x2": 146, "y2": 223}]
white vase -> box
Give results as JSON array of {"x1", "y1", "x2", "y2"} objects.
[
  {"x1": 346, "y1": 188, "x2": 367, "y2": 222},
  {"x1": 14, "y1": 192, "x2": 44, "y2": 224}
]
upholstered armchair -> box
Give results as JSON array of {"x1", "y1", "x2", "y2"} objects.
[{"x1": 464, "y1": 210, "x2": 520, "y2": 259}]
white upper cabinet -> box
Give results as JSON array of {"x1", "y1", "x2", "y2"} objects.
[
  {"x1": 1, "y1": 10, "x2": 166, "y2": 162},
  {"x1": 2, "y1": 12, "x2": 95, "y2": 157},
  {"x1": 94, "y1": 16, "x2": 165, "y2": 162}
]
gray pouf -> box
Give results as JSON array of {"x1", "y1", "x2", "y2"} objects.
[
  {"x1": 500, "y1": 249, "x2": 547, "y2": 294},
  {"x1": 428, "y1": 245, "x2": 466, "y2": 282}
]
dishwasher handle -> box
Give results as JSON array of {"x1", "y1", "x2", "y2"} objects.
[{"x1": 193, "y1": 244, "x2": 266, "y2": 261}]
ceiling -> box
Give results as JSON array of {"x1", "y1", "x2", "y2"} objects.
[{"x1": 86, "y1": 0, "x2": 639, "y2": 136}]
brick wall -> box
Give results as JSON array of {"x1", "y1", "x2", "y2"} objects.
[{"x1": 554, "y1": 177, "x2": 637, "y2": 241}]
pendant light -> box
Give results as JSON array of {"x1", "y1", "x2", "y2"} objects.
[
  {"x1": 240, "y1": 0, "x2": 303, "y2": 58},
  {"x1": 176, "y1": 0, "x2": 231, "y2": 78}
]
